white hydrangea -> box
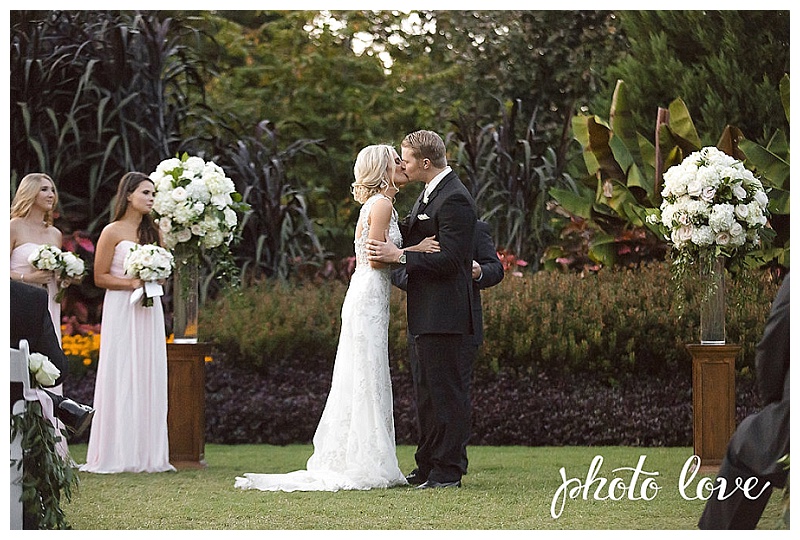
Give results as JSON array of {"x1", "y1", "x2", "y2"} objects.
[{"x1": 708, "y1": 203, "x2": 736, "y2": 232}]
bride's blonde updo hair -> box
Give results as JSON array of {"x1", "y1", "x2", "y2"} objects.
[{"x1": 351, "y1": 144, "x2": 395, "y2": 204}]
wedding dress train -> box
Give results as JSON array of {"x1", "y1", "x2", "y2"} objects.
[{"x1": 235, "y1": 194, "x2": 407, "y2": 492}]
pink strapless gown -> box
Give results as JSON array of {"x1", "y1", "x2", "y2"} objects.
[
  {"x1": 80, "y1": 240, "x2": 175, "y2": 473},
  {"x1": 10, "y1": 242, "x2": 72, "y2": 461},
  {"x1": 10, "y1": 242, "x2": 61, "y2": 339}
]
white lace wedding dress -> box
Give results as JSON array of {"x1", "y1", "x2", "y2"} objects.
[{"x1": 235, "y1": 194, "x2": 408, "y2": 492}]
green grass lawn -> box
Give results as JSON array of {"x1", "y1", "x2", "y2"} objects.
[{"x1": 61, "y1": 443, "x2": 786, "y2": 530}]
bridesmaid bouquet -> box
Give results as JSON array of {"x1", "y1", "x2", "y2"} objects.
[
  {"x1": 56, "y1": 251, "x2": 86, "y2": 301},
  {"x1": 27, "y1": 244, "x2": 62, "y2": 271},
  {"x1": 124, "y1": 244, "x2": 174, "y2": 307},
  {"x1": 27, "y1": 244, "x2": 87, "y2": 301}
]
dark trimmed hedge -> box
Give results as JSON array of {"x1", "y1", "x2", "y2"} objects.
[{"x1": 66, "y1": 360, "x2": 761, "y2": 447}]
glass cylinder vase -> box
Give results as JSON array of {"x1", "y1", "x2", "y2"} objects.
[
  {"x1": 172, "y1": 245, "x2": 199, "y2": 344},
  {"x1": 699, "y1": 256, "x2": 726, "y2": 345}
]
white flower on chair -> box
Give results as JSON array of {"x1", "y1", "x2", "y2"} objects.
[{"x1": 28, "y1": 352, "x2": 60, "y2": 387}]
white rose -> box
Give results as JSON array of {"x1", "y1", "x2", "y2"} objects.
[
  {"x1": 29, "y1": 353, "x2": 60, "y2": 387},
  {"x1": 211, "y1": 192, "x2": 233, "y2": 210},
  {"x1": 224, "y1": 207, "x2": 238, "y2": 228},
  {"x1": 176, "y1": 228, "x2": 193, "y2": 243},
  {"x1": 158, "y1": 217, "x2": 172, "y2": 233},
  {"x1": 61, "y1": 252, "x2": 85, "y2": 276},
  {"x1": 700, "y1": 186, "x2": 716, "y2": 203},
  {"x1": 171, "y1": 186, "x2": 188, "y2": 202},
  {"x1": 732, "y1": 183, "x2": 747, "y2": 200},
  {"x1": 715, "y1": 231, "x2": 732, "y2": 246},
  {"x1": 687, "y1": 179, "x2": 703, "y2": 198},
  {"x1": 754, "y1": 190, "x2": 769, "y2": 209},
  {"x1": 28, "y1": 351, "x2": 44, "y2": 372},
  {"x1": 735, "y1": 204, "x2": 750, "y2": 220},
  {"x1": 671, "y1": 226, "x2": 693, "y2": 248}
]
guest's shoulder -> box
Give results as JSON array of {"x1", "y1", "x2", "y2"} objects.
[{"x1": 11, "y1": 279, "x2": 49, "y2": 303}]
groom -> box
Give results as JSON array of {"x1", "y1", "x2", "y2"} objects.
[{"x1": 368, "y1": 129, "x2": 477, "y2": 489}]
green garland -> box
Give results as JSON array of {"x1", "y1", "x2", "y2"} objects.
[{"x1": 10, "y1": 400, "x2": 77, "y2": 529}]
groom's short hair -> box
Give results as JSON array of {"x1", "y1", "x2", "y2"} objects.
[{"x1": 402, "y1": 130, "x2": 447, "y2": 168}]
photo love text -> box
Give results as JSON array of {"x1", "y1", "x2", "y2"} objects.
[{"x1": 550, "y1": 454, "x2": 772, "y2": 519}]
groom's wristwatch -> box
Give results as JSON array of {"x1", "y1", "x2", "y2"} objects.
[{"x1": 398, "y1": 250, "x2": 407, "y2": 264}]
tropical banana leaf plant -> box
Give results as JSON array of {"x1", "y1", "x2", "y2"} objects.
[
  {"x1": 738, "y1": 74, "x2": 790, "y2": 269},
  {"x1": 548, "y1": 80, "x2": 669, "y2": 268},
  {"x1": 548, "y1": 77, "x2": 789, "y2": 271}
]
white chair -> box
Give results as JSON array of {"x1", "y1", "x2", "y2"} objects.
[{"x1": 10, "y1": 339, "x2": 32, "y2": 530}]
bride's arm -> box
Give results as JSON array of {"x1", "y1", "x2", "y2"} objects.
[{"x1": 405, "y1": 236, "x2": 440, "y2": 253}]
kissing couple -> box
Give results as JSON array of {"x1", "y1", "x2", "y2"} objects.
[{"x1": 235, "y1": 129, "x2": 503, "y2": 492}]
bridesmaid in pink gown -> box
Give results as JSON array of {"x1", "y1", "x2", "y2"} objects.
[
  {"x1": 10, "y1": 172, "x2": 72, "y2": 460},
  {"x1": 10, "y1": 173, "x2": 63, "y2": 339},
  {"x1": 80, "y1": 172, "x2": 175, "y2": 473}
]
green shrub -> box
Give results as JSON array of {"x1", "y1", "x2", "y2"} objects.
[
  {"x1": 201, "y1": 263, "x2": 779, "y2": 381},
  {"x1": 481, "y1": 262, "x2": 778, "y2": 380}
]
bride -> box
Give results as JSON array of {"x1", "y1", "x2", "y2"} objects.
[{"x1": 235, "y1": 144, "x2": 439, "y2": 492}]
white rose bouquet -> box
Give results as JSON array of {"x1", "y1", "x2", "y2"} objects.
[
  {"x1": 28, "y1": 352, "x2": 61, "y2": 387},
  {"x1": 27, "y1": 244, "x2": 62, "y2": 272},
  {"x1": 646, "y1": 146, "x2": 773, "y2": 278},
  {"x1": 55, "y1": 250, "x2": 86, "y2": 302},
  {"x1": 150, "y1": 154, "x2": 246, "y2": 252},
  {"x1": 124, "y1": 243, "x2": 174, "y2": 307},
  {"x1": 27, "y1": 244, "x2": 87, "y2": 302}
]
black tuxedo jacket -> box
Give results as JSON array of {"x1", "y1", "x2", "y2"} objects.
[
  {"x1": 393, "y1": 219, "x2": 503, "y2": 345},
  {"x1": 467, "y1": 220, "x2": 504, "y2": 345},
  {"x1": 10, "y1": 280, "x2": 69, "y2": 388},
  {"x1": 402, "y1": 171, "x2": 477, "y2": 336}
]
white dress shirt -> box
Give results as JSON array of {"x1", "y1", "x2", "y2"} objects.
[{"x1": 423, "y1": 166, "x2": 452, "y2": 203}]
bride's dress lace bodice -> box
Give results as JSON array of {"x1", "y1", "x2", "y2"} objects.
[
  {"x1": 235, "y1": 193, "x2": 407, "y2": 492},
  {"x1": 354, "y1": 194, "x2": 403, "y2": 269}
]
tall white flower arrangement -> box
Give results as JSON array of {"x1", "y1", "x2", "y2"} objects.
[
  {"x1": 150, "y1": 154, "x2": 245, "y2": 253},
  {"x1": 646, "y1": 146, "x2": 772, "y2": 277}
]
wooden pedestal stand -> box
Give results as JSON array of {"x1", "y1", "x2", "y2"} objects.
[
  {"x1": 686, "y1": 344, "x2": 740, "y2": 471},
  {"x1": 167, "y1": 342, "x2": 208, "y2": 469}
]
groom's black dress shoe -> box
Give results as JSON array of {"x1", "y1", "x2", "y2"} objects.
[
  {"x1": 417, "y1": 479, "x2": 462, "y2": 489},
  {"x1": 405, "y1": 469, "x2": 428, "y2": 485}
]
